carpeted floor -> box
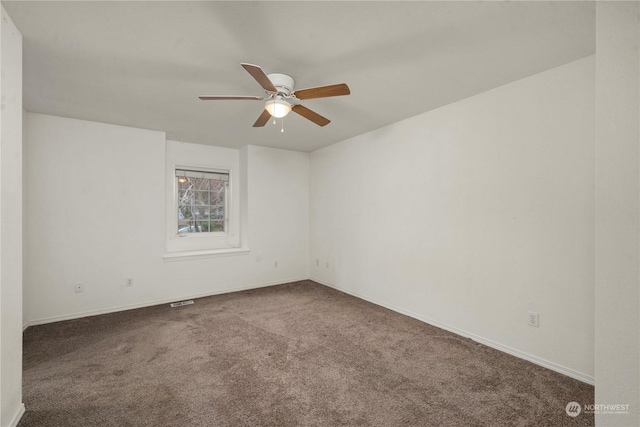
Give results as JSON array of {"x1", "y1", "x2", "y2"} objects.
[{"x1": 19, "y1": 280, "x2": 594, "y2": 426}]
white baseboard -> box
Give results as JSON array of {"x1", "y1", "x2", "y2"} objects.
[
  {"x1": 8, "y1": 403, "x2": 25, "y2": 427},
  {"x1": 310, "y1": 276, "x2": 595, "y2": 386},
  {"x1": 26, "y1": 277, "x2": 309, "y2": 327}
]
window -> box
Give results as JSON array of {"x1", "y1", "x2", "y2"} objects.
[
  {"x1": 164, "y1": 141, "x2": 243, "y2": 259},
  {"x1": 175, "y1": 169, "x2": 229, "y2": 235}
]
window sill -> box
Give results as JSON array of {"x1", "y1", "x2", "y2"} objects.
[{"x1": 163, "y1": 247, "x2": 250, "y2": 262}]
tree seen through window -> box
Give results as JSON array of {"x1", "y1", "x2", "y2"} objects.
[{"x1": 176, "y1": 170, "x2": 228, "y2": 234}]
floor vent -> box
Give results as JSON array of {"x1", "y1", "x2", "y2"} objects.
[{"x1": 170, "y1": 300, "x2": 194, "y2": 308}]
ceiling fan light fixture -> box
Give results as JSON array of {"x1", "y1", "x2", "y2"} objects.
[
  {"x1": 265, "y1": 98, "x2": 291, "y2": 118},
  {"x1": 200, "y1": 63, "x2": 349, "y2": 128}
]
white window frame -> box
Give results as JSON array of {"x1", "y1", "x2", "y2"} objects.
[
  {"x1": 164, "y1": 141, "x2": 245, "y2": 259},
  {"x1": 167, "y1": 163, "x2": 240, "y2": 254},
  {"x1": 165, "y1": 163, "x2": 244, "y2": 262}
]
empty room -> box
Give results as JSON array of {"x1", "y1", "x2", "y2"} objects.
[{"x1": 0, "y1": 1, "x2": 638, "y2": 426}]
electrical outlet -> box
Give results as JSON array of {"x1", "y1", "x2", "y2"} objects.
[
  {"x1": 75, "y1": 283, "x2": 84, "y2": 293},
  {"x1": 316, "y1": 259, "x2": 319, "y2": 267},
  {"x1": 125, "y1": 277, "x2": 133, "y2": 287},
  {"x1": 274, "y1": 261, "x2": 278, "y2": 268},
  {"x1": 528, "y1": 311, "x2": 539, "y2": 327},
  {"x1": 326, "y1": 261, "x2": 329, "y2": 269}
]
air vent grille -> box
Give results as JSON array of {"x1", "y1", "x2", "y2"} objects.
[{"x1": 170, "y1": 300, "x2": 194, "y2": 308}]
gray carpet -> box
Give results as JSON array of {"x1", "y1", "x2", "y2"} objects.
[{"x1": 19, "y1": 280, "x2": 594, "y2": 426}]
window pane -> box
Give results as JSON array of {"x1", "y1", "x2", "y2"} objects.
[
  {"x1": 178, "y1": 190, "x2": 191, "y2": 205},
  {"x1": 195, "y1": 222, "x2": 205, "y2": 233},
  {"x1": 210, "y1": 205, "x2": 224, "y2": 221},
  {"x1": 191, "y1": 205, "x2": 206, "y2": 219},
  {"x1": 177, "y1": 173, "x2": 227, "y2": 234},
  {"x1": 192, "y1": 178, "x2": 209, "y2": 191},
  {"x1": 195, "y1": 191, "x2": 209, "y2": 205},
  {"x1": 178, "y1": 222, "x2": 191, "y2": 233},
  {"x1": 211, "y1": 180, "x2": 225, "y2": 192},
  {"x1": 178, "y1": 177, "x2": 191, "y2": 190},
  {"x1": 202, "y1": 206, "x2": 211, "y2": 219},
  {"x1": 178, "y1": 206, "x2": 193, "y2": 221},
  {"x1": 211, "y1": 190, "x2": 223, "y2": 205}
]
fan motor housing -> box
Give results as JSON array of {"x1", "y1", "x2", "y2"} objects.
[{"x1": 267, "y1": 73, "x2": 295, "y2": 95}]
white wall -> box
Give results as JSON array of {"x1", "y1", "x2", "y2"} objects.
[
  {"x1": 0, "y1": 5, "x2": 24, "y2": 426},
  {"x1": 247, "y1": 145, "x2": 309, "y2": 276},
  {"x1": 595, "y1": 2, "x2": 640, "y2": 426},
  {"x1": 310, "y1": 56, "x2": 595, "y2": 383},
  {"x1": 24, "y1": 113, "x2": 309, "y2": 324}
]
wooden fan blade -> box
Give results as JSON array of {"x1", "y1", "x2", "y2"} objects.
[
  {"x1": 241, "y1": 63, "x2": 277, "y2": 92},
  {"x1": 199, "y1": 95, "x2": 263, "y2": 101},
  {"x1": 292, "y1": 104, "x2": 330, "y2": 127},
  {"x1": 294, "y1": 83, "x2": 350, "y2": 100},
  {"x1": 253, "y1": 109, "x2": 272, "y2": 127}
]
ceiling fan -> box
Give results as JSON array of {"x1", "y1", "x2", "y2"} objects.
[{"x1": 199, "y1": 63, "x2": 350, "y2": 128}]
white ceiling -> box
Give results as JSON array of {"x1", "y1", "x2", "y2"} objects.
[{"x1": 5, "y1": 1, "x2": 594, "y2": 152}]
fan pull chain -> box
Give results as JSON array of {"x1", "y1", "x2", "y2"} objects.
[{"x1": 281, "y1": 117, "x2": 285, "y2": 133}]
